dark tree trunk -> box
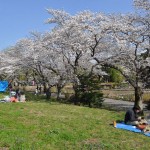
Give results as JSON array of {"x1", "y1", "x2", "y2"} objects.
[
  {"x1": 73, "y1": 84, "x2": 78, "y2": 105},
  {"x1": 134, "y1": 86, "x2": 143, "y2": 110},
  {"x1": 88, "y1": 101, "x2": 91, "y2": 108},
  {"x1": 46, "y1": 87, "x2": 51, "y2": 100},
  {"x1": 43, "y1": 83, "x2": 47, "y2": 93},
  {"x1": 56, "y1": 85, "x2": 62, "y2": 101}
]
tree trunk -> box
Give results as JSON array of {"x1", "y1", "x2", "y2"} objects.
[
  {"x1": 56, "y1": 85, "x2": 62, "y2": 101},
  {"x1": 88, "y1": 101, "x2": 91, "y2": 108},
  {"x1": 134, "y1": 86, "x2": 143, "y2": 110},
  {"x1": 43, "y1": 82, "x2": 47, "y2": 93},
  {"x1": 46, "y1": 87, "x2": 51, "y2": 100},
  {"x1": 73, "y1": 84, "x2": 78, "y2": 105}
]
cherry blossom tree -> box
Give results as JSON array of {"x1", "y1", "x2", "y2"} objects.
[
  {"x1": 91, "y1": 0, "x2": 150, "y2": 109},
  {"x1": 12, "y1": 32, "x2": 72, "y2": 99},
  {"x1": 1, "y1": 0, "x2": 149, "y2": 108},
  {"x1": 46, "y1": 9, "x2": 108, "y2": 104},
  {"x1": 134, "y1": 0, "x2": 150, "y2": 11},
  {"x1": 46, "y1": 1, "x2": 150, "y2": 108},
  {"x1": 0, "y1": 46, "x2": 23, "y2": 82}
]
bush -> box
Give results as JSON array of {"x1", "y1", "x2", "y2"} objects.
[
  {"x1": 25, "y1": 92, "x2": 50, "y2": 101},
  {"x1": 74, "y1": 73, "x2": 104, "y2": 108},
  {"x1": 80, "y1": 92, "x2": 103, "y2": 108}
]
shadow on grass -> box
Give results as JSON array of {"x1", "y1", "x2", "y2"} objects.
[
  {"x1": 25, "y1": 92, "x2": 131, "y2": 112},
  {"x1": 25, "y1": 92, "x2": 64, "y2": 105}
]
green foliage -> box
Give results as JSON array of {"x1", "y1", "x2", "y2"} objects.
[
  {"x1": 77, "y1": 74, "x2": 103, "y2": 108},
  {"x1": 25, "y1": 92, "x2": 56, "y2": 102},
  {"x1": 106, "y1": 68, "x2": 124, "y2": 83},
  {"x1": 80, "y1": 92, "x2": 103, "y2": 108},
  {"x1": 0, "y1": 92, "x2": 8, "y2": 99},
  {"x1": 25, "y1": 92, "x2": 46, "y2": 101}
]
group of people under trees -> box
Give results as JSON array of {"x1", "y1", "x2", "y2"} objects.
[
  {"x1": 8, "y1": 82, "x2": 51, "y2": 102},
  {"x1": 8, "y1": 83, "x2": 26, "y2": 102},
  {"x1": 10, "y1": 89, "x2": 26, "y2": 102}
]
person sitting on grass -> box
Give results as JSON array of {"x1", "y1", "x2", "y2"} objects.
[
  {"x1": 19, "y1": 91, "x2": 26, "y2": 102},
  {"x1": 124, "y1": 106, "x2": 147, "y2": 126},
  {"x1": 10, "y1": 95, "x2": 18, "y2": 103}
]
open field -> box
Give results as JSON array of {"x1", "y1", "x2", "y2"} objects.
[{"x1": 0, "y1": 99, "x2": 150, "y2": 149}]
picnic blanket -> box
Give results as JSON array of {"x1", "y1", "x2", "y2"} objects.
[{"x1": 116, "y1": 122, "x2": 150, "y2": 137}]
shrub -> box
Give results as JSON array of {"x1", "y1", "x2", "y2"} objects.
[
  {"x1": 74, "y1": 73, "x2": 104, "y2": 108},
  {"x1": 80, "y1": 92, "x2": 103, "y2": 108}
]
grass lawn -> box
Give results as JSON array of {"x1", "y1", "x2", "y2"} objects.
[{"x1": 0, "y1": 92, "x2": 150, "y2": 150}]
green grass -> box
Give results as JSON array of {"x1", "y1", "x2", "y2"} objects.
[
  {"x1": 0, "y1": 92, "x2": 150, "y2": 149},
  {"x1": 0, "y1": 100, "x2": 150, "y2": 150},
  {"x1": 0, "y1": 92, "x2": 8, "y2": 99}
]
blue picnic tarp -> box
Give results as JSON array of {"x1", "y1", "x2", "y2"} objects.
[
  {"x1": 116, "y1": 122, "x2": 150, "y2": 137},
  {"x1": 0, "y1": 81, "x2": 8, "y2": 92}
]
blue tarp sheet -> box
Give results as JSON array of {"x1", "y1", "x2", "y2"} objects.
[
  {"x1": 116, "y1": 122, "x2": 150, "y2": 137},
  {"x1": 0, "y1": 81, "x2": 8, "y2": 92}
]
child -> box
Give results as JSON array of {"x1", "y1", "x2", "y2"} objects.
[{"x1": 10, "y1": 95, "x2": 18, "y2": 102}]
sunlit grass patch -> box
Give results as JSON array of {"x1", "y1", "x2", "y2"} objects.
[{"x1": 0, "y1": 101, "x2": 150, "y2": 149}]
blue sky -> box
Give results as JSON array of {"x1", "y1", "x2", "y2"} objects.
[{"x1": 0, "y1": 0, "x2": 134, "y2": 50}]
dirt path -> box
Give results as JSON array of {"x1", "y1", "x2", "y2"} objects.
[{"x1": 103, "y1": 98, "x2": 147, "y2": 111}]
